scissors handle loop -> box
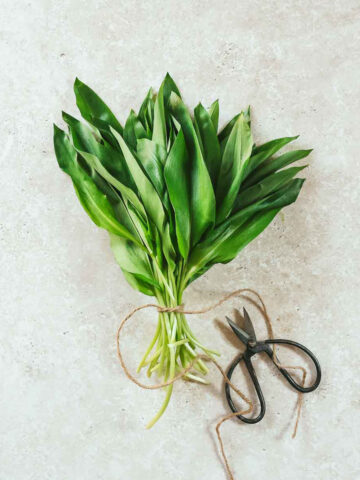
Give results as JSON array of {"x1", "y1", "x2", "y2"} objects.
[
  {"x1": 264, "y1": 339, "x2": 321, "y2": 393},
  {"x1": 225, "y1": 354, "x2": 266, "y2": 424}
]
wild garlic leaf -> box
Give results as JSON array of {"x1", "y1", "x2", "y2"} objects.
[
  {"x1": 233, "y1": 165, "x2": 307, "y2": 212},
  {"x1": 54, "y1": 125, "x2": 140, "y2": 244},
  {"x1": 162, "y1": 73, "x2": 181, "y2": 105},
  {"x1": 194, "y1": 103, "x2": 221, "y2": 187},
  {"x1": 152, "y1": 81, "x2": 167, "y2": 150},
  {"x1": 245, "y1": 135, "x2": 299, "y2": 178},
  {"x1": 208, "y1": 100, "x2": 219, "y2": 133},
  {"x1": 211, "y1": 208, "x2": 281, "y2": 264},
  {"x1": 110, "y1": 234, "x2": 159, "y2": 288},
  {"x1": 244, "y1": 149, "x2": 312, "y2": 187},
  {"x1": 122, "y1": 270, "x2": 155, "y2": 296},
  {"x1": 136, "y1": 139, "x2": 167, "y2": 201},
  {"x1": 186, "y1": 208, "x2": 280, "y2": 283},
  {"x1": 216, "y1": 114, "x2": 253, "y2": 223},
  {"x1": 111, "y1": 127, "x2": 166, "y2": 233},
  {"x1": 78, "y1": 150, "x2": 148, "y2": 223},
  {"x1": 164, "y1": 129, "x2": 191, "y2": 259},
  {"x1": 74, "y1": 78, "x2": 123, "y2": 135},
  {"x1": 169, "y1": 92, "x2": 215, "y2": 245},
  {"x1": 62, "y1": 111, "x2": 136, "y2": 191},
  {"x1": 138, "y1": 88, "x2": 154, "y2": 134},
  {"x1": 124, "y1": 110, "x2": 148, "y2": 149}
]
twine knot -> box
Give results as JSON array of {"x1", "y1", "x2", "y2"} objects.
[{"x1": 157, "y1": 304, "x2": 184, "y2": 313}]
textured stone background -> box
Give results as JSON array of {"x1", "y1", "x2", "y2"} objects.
[{"x1": 1, "y1": 1, "x2": 359, "y2": 479}]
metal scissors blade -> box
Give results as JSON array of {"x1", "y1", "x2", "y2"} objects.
[
  {"x1": 242, "y1": 308, "x2": 257, "y2": 342},
  {"x1": 226, "y1": 308, "x2": 257, "y2": 346}
]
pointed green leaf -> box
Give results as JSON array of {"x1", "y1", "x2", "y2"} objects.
[
  {"x1": 245, "y1": 135, "x2": 299, "y2": 177},
  {"x1": 111, "y1": 127, "x2": 166, "y2": 233},
  {"x1": 53, "y1": 125, "x2": 140, "y2": 244},
  {"x1": 234, "y1": 165, "x2": 307, "y2": 211},
  {"x1": 164, "y1": 130, "x2": 191, "y2": 259},
  {"x1": 62, "y1": 111, "x2": 136, "y2": 189},
  {"x1": 136, "y1": 139, "x2": 167, "y2": 199},
  {"x1": 79, "y1": 150, "x2": 148, "y2": 222},
  {"x1": 152, "y1": 82, "x2": 167, "y2": 149},
  {"x1": 186, "y1": 178, "x2": 304, "y2": 281},
  {"x1": 186, "y1": 209, "x2": 280, "y2": 283},
  {"x1": 138, "y1": 88, "x2": 155, "y2": 134},
  {"x1": 218, "y1": 113, "x2": 240, "y2": 143},
  {"x1": 163, "y1": 73, "x2": 181, "y2": 104},
  {"x1": 74, "y1": 78, "x2": 123, "y2": 134},
  {"x1": 211, "y1": 208, "x2": 280, "y2": 264},
  {"x1": 110, "y1": 234, "x2": 159, "y2": 287},
  {"x1": 244, "y1": 149, "x2": 312, "y2": 187},
  {"x1": 169, "y1": 92, "x2": 215, "y2": 245},
  {"x1": 216, "y1": 114, "x2": 253, "y2": 222},
  {"x1": 62, "y1": 113, "x2": 148, "y2": 221},
  {"x1": 122, "y1": 270, "x2": 155, "y2": 296},
  {"x1": 124, "y1": 110, "x2": 148, "y2": 149},
  {"x1": 194, "y1": 103, "x2": 221, "y2": 186},
  {"x1": 244, "y1": 105, "x2": 251, "y2": 126},
  {"x1": 208, "y1": 100, "x2": 219, "y2": 132}
]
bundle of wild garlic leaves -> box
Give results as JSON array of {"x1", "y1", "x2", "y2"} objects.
[{"x1": 54, "y1": 74, "x2": 310, "y2": 427}]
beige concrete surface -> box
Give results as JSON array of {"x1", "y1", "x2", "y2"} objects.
[{"x1": 1, "y1": 1, "x2": 359, "y2": 479}]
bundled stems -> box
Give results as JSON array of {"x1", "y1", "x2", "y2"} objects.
[{"x1": 138, "y1": 260, "x2": 218, "y2": 428}]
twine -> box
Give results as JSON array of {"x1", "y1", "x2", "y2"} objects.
[{"x1": 116, "y1": 289, "x2": 307, "y2": 480}]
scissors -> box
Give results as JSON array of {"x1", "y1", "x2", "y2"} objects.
[{"x1": 225, "y1": 308, "x2": 321, "y2": 424}]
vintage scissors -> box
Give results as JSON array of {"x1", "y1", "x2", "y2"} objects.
[{"x1": 225, "y1": 308, "x2": 321, "y2": 424}]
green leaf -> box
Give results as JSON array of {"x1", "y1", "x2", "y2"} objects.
[
  {"x1": 79, "y1": 150, "x2": 148, "y2": 222},
  {"x1": 216, "y1": 114, "x2": 253, "y2": 222},
  {"x1": 164, "y1": 129, "x2": 191, "y2": 259},
  {"x1": 152, "y1": 81, "x2": 167, "y2": 149},
  {"x1": 62, "y1": 111, "x2": 135, "y2": 190},
  {"x1": 234, "y1": 166, "x2": 307, "y2": 211},
  {"x1": 111, "y1": 127, "x2": 166, "y2": 233},
  {"x1": 218, "y1": 113, "x2": 240, "y2": 143},
  {"x1": 136, "y1": 139, "x2": 167, "y2": 199},
  {"x1": 163, "y1": 73, "x2": 181, "y2": 104},
  {"x1": 54, "y1": 125, "x2": 140, "y2": 244},
  {"x1": 211, "y1": 208, "x2": 280, "y2": 264},
  {"x1": 208, "y1": 100, "x2": 219, "y2": 132},
  {"x1": 194, "y1": 103, "x2": 221, "y2": 186},
  {"x1": 224, "y1": 178, "x2": 305, "y2": 233},
  {"x1": 186, "y1": 209, "x2": 280, "y2": 283},
  {"x1": 74, "y1": 78, "x2": 123, "y2": 134},
  {"x1": 122, "y1": 270, "x2": 155, "y2": 296},
  {"x1": 169, "y1": 92, "x2": 215, "y2": 245},
  {"x1": 244, "y1": 105, "x2": 251, "y2": 126},
  {"x1": 244, "y1": 149, "x2": 312, "y2": 187},
  {"x1": 110, "y1": 234, "x2": 159, "y2": 288},
  {"x1": 218, "y1": 110, "x2": 252, "y2": 155},
  {"x1": 186, "y1": 179, "x2": 304, "y2": 280},
  {"x1": 124, "y1": 110, "x2": 148, "y2": 149},
  {"x1": 138, "y1": 88, "x2": 154, "y2": 134},
  {"x1": 62, "y1": 112, "x2": 147, "y2": 221},
  {"x1": 245, "y1": 135, "x2": 299, "y2": 178},
  {"x1": 162, "y1": 222, "x2": 176, "y2": 270}
]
